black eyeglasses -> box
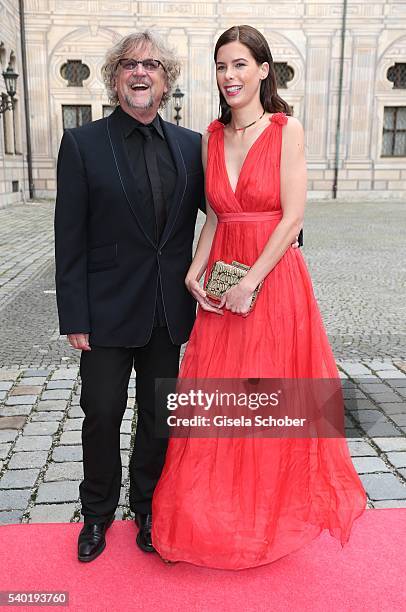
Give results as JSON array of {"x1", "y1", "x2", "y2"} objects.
[{"x1": 117, "y1": 58, "x2": 165, "y2": 73}]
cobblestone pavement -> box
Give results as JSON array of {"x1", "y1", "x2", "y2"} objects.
[
  {"x1": 302, "y1": 199, "x2": 406, "y2": 360},
  {"x1": 0, "y1": 202, "x2": 54, "y2": 312},
  {"x1": 1, "y1": 362, "x2": 406, "y2": 524},
  {"x1": 0, "y1": 200, "x2": 405, "y2": 523},
  {"x1": 0, "y1": 199, "x2": 405, "y2": 366},
  {"x1": 0, "y1": 365, "x2": 136, "y2": 524}
]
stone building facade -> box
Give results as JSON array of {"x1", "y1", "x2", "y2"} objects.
[
  {"x1": 0, "y1": 0, "x2": 405, "y2": 206},
  {"x1": 0, "y1": 0, "x2": 28, "y2": 206}
]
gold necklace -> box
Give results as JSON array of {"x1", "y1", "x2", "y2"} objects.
[{"x1": 231, "y1": 109, "x2": 266, "y2": 133}]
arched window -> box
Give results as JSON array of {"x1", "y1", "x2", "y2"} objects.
[
  {"x1": 387, "y1": 63, "x2": 406, "y2": 89},
  {"x1": 60, "y1": 60, "x2": 90, "y2": 87},
  {"x1": 274, "y1": 63, "x2": 294, "y2": 89}
]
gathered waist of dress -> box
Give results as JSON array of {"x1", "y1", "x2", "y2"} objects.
[{"x1": 217, "y1": 211, "x2": 282, "y2": 223}]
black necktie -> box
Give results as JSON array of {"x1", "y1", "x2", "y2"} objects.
[{"x1": 136, "y1": 125, "x2": 167, "y2": 242}]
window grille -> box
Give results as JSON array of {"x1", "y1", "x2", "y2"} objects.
[
  {"x1": 382, "y1": 107, "x2": 406, "y2": 157},
  {"x1": 60, "y1": 60, "x2": 90, "y2": 87},
  {"x1": 387, "y1": 63, "x2": 406, "y2": 89},
  {"x1": 274, "y1": 63, "x2": 294, "y2": 89},
  {"x1": 62, "y1": 105, "x2": 92, "y2": 129}
]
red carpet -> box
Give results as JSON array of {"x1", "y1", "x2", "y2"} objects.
[{"x1": 0, "y1": 509, "x2": 405, "y2": 612}]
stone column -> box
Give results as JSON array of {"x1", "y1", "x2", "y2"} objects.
[
  {"x1": 24, "y1": 29, "x2": 53, "y2": 195},
  {"x1": 188, "y1": 29, "x2": 214, "y2": 133},
  {"x1": 303, "y1": 32, "x2": 332, "y2": 162},
  {"x1": 347, "y1": 35, "x2": 378, "y2": 161},
  {"x1": 25, "y1": 30, "x2": 51, "y2": 158},
  {"x1": 13, "y1": 98, "x2": 23, "y2": 155},
  {"x1": 2, "y1": 100, "x2": 14, "y2": 155}
]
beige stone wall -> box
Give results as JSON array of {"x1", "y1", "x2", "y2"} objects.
[
  {"x1": 0, "y1": 0, "x2": 29, "y2": 207},
  {"x1": 1, "y1": 0, "x2": 406, "y2": 202}
]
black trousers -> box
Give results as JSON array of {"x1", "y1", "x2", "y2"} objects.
[{"x1": 79, "y1": 327, "x2": 180, "y2": 523}]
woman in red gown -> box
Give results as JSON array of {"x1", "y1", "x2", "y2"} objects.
[{"x1": 152, "y1": 25, "x2": 366, "y2": 570}]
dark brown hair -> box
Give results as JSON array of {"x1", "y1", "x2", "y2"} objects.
[{"x1": 214, "y1": 25, "x2": 291, "y2": 124}]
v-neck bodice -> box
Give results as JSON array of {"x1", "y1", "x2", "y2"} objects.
[{"x1": 206, "y1": 112, "x2": 288, "y2": 215}]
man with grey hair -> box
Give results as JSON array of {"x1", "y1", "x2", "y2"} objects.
[{"x1": 55, "y1": 31, "x2": 204, "y2": 562}]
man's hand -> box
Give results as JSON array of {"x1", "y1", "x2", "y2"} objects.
[
  {"x1": 291, "y1": 234, "x2": 300, "y2": 249},
  {"x1": 67, "y1": 333, "x2": 91, "y2": 351}
]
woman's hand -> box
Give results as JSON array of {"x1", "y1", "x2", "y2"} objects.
[
  {"x1": 218, "y1": 280, "x2": 255, "y2": 316},
  {"x1": 185, "y1": 277, "x2": 224, "y2": 315}
]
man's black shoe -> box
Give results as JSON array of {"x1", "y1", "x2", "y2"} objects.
[
  {"x1": 135, "y1": 513, "x2": 155, "y2": 553},
  {"x1": 78, "y1": 515, "x2": 114, "y2": 562}
]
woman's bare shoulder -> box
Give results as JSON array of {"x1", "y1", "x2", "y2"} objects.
[{"x1": 285, "y1": 115, "x2": 304, "y2": 135}]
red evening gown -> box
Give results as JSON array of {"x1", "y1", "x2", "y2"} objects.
[{"x1": 152, "y1": 113, "x2": 366, "y2": 570}]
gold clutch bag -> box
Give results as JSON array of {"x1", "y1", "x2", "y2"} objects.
[{"x1": 205, "y1": 260, "x2": 262, "y2": 310}]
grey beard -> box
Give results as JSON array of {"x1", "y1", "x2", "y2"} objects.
[{"x1": 124, "y1": 93, "x2": 153, "y2": 110}]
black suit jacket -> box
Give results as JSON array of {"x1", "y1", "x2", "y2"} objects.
[{"x1": 54, "y1": 107, "x2": 205, "y2": 346}]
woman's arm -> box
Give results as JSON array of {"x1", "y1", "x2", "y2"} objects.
[
  {"x1": 185, "y1": 131, "x2": 223, "y2": 314},
  {"x1": 221, "y1": 116, "x2": 307, "y2": 315}
]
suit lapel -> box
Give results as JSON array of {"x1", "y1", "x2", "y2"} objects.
[
  {"x1": 107, "y1": 108, "x2": 156, "y2": 247},
  {"x1": 159, "y1": 120, "x2": 188, "y2": 248}
]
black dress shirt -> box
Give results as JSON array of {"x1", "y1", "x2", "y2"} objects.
[{"x1": 117, "y1": 106, "x2": 177, "y2": 328}]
